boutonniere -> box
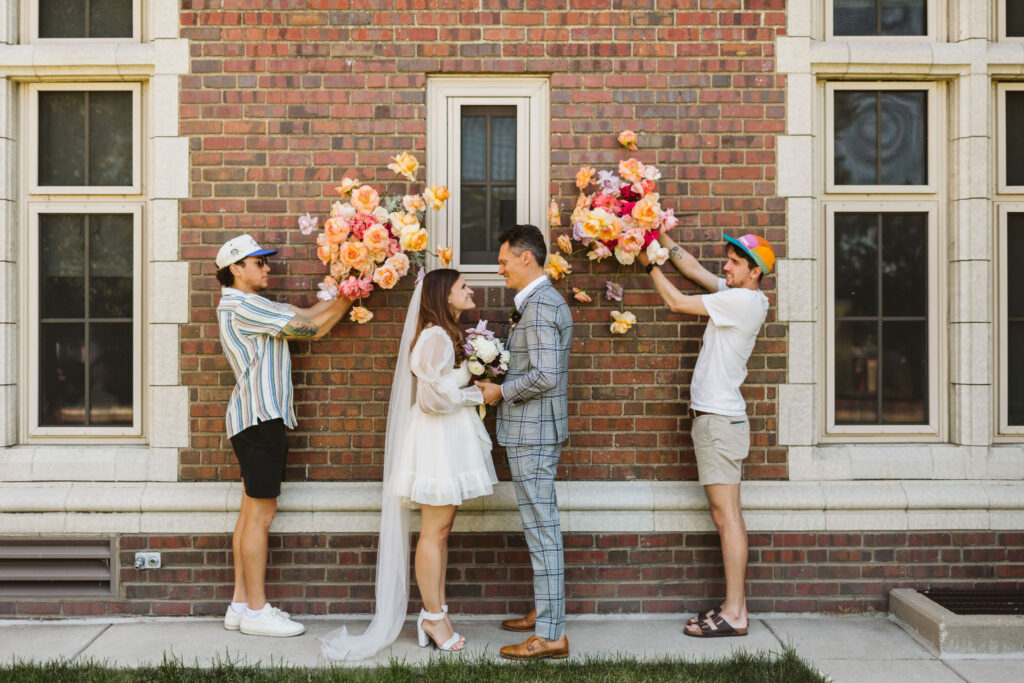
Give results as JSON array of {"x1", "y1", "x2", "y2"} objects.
[{"x1": 509, "y1": 306, "x2": 521, "y2": 332}]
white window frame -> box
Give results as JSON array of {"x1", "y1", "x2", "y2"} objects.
[
  {"x1": 23, "y1": 0, "x2": 142, "y2": 43},
  {"x1": 997, "y1": 203, "x2": 1024, "y2": 436},
  {"x1": 426, "y1": 76, "x2": 549, "y2": 287},
  {"x1": 997, "y1": 83, "x2": 1024, "y2": 193},
  {"x1": 824, "y1": 0, "x2": 939, "y2": 41},
  {"x1": 998, "y1": 0, "x2": 1024, "y2": 41},
  {"x1": 825, "y1": 81, "x2": 938, "y2": 195},
  {"x1": 23, "y1": 203, "x2": 145, "y2": 440},
  {"x1": 26, "y1": 82, "x2": 142, "y2": 196},
  {"x1": 823, "y1": 201, "x2": 942, "y2": 439}
]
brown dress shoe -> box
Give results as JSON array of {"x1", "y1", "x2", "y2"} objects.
[
  {"x1": 500, "y1": 608, "x2": 537, "y2": 632},
  {"x1": 500, "y1": 634, "x2": 570, "y2": 660}
]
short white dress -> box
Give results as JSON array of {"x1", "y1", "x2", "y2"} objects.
[{"x1": 390, "y1": 326, "x2": 497, "y2": 507}]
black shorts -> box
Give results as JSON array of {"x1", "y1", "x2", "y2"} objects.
[{"x1": 229, "y1": 418, "x2": 288, "y2": 499}]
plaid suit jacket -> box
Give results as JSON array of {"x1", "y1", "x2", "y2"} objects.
[{"x1": 497, "y1": 279, "x2": 573, "y2": 446}]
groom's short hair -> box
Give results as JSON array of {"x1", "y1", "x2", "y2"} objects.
[{"x1": 498, "y1": 224, "x2": 547, "y2": 265}]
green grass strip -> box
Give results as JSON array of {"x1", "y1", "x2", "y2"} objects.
[{"x1": 0, "y1": 646, "x2": 826, "y2": 682}]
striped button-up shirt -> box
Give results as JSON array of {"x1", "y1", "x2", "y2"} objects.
[{"x1": 217, "y1": 287, "x2": 297, "y2": 438}]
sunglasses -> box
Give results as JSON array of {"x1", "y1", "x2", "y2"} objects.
[{"x1": 245, "y1": 256, "x2": 269, "y2": 267}]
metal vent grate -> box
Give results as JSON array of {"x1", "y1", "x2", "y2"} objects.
[
  {"x1": 920, "y1": 589, "x2": 1024, "y2": 615},
  {"x1": 0, "y1": 538, "x2": 115, "y2": 597}
]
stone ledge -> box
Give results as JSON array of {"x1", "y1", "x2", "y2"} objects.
[{"x1": 890, "y1": 588, "x2": 1024, "y2": 656}]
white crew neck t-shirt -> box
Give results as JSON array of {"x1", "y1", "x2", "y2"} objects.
[{"x1": 689, "y1": 278, "x2": 769, "y2": 417}]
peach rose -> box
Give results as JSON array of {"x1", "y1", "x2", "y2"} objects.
[
  {"x1": 403, "y1": 194, "x2": 426, "y2": 214},
  {"x1": 571, "y1": 192, "x2": 592, "y2": 226},
  {"x1": 317, "y1": 244, "x2": 333, "y2": 265},
  {"x1": 335, "y1": 177, "x2": 361, "y2": 197},
  {"x1": 572, "y1": 287, "x2": 592, "y2": 303},
  {"x1": 581, "y1": 208, "x2": 614, "y2": 240},
  {"x1": 557, "y1": 234, "x2": 572, "y2": 255},
  {"x1": 350, "y1": 185, "x2": 380, "y2": 215},
  {"x1": 614, "y1": 245, "x2": 636, "y2": 265},
  {"x1": 400, "y1": 228, "x2": 428, "y2": 251},
  {"x1": 619, "y1": 158, "x2": 646, "y2": 184},
  {"x1": 610, "y1": 310, "x2": 636, "y2": 335},
  {"x1": 372, "y1": 264, "x2": 399, "y2": 289},
  {"x1": 619, "y1": 228, "x2": 646, "y2": 254},
  {"x1": 544, "y1": 253, "x2": 571, "y2": 280},
  {"x1": 437, "y1": 246, "x2": 453, "y2": 267},
  {"x1": 363, "y1": 224, "x2": 391, "y2": 253},
  {"x1": 386, "y1": 252, "x2": 410, "y2": 277},
  {"x1": 576, "y1": 166, "x2": 596, "y2": 189},
  {"x1": 548, "y1": 199, "x2": 561, "y2": 227},
  {"x1": 588, "y1": 242, "x2": 612, "y2": 260},
  {"x1": 598, "y1": 215, "x2": 623, "y2": 243},
  {"x1": 618, "y1": 129, "x2": 638, "y2": 151},
  {"x1": 324, "y1": 217, "x2": 350, "y2": 244},
  {"x1": 423, "y1": 185, "x2": 449, "y2": 210},
  {"x1": 631, "y1": 194, "x2": 661, "y2": 228},
  {"x1": 329, "y1": 260, "x2": 349, "y2": 280},
  {"x1": 389, "y1": 211, "x2": 420, "y2": 236},
  {"x1": 350, "y1": 306, "x2": 374, "y2": 324},
  {"x1": 340, "y1": 241, "x2": 371, "y2": 270},
  {"x1": 387, "y1": 152, "x2": 419, "y2": 180}
]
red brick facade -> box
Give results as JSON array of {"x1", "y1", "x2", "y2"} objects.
[
  {"x1": 1, "y1": 531, "x2": 1021, "y2": 618},
  {"x1": 178, "y1": 0, "x2": 788, "y2": 485}
]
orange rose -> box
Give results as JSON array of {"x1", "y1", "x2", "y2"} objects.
[
  {"x1": 618, "y1": 129, "x2": 638, "y2": 151},
  {"x1": 363, "y1": 224, "x2": 391, "y2": 253},
  {"x1": 544, "y1": 253, "x2": 571, "y2": 280},
  {"x1": 335, "y1": 177, "x2": 361, "y2": 197},
  {"x1": 403, "y1": 194, "x2": 426, "y2": 213},
  {"x1": 437, "y1": 246, "x2": 453, "y2": 266},
  {"x1": 598, "y1": 215, "x2": 623, "y2": 243},
  {"x1": 557, "y1": 234, "x2": 572, "y2": 254},
  {"x1": 571, "y1": 193, "x2": 592, "y2": 225},
  {"x1": 317, "y1": 244, "x2": 332, "y2": 265},
  {"x1": 548, "y1": 199, "x2": 561, "y2": 227},
  {"x1": 619, "y1": 158, "x2": 645, "y2": 184},
  {"x1": 350, "y1": 185, "x2": 380, "y2": 215},
  {"x1": 350, "y1": 306, "x2": 374, "y2": 324},
  {"x1": 610, "y1": 310, "x2": 636, "y2": 335},
  {"x1": 581, "y1": 208, "x2": 612, "y2": 240},
  {"x1": 631, "y1": 193, "x2": 661, "y2": 228},
  {"x1": 389, "y1": 211, "x2": 420, "y2": 235},
  {"x1": 340, "y1": 241, "x2": 370, "y2": 270},
  {"x1": 372, "y1": 265, "x2": 399, "y2": 289},
  {"x1": 423, "y1": 185, "x2": 449, "y2": 210},
  {"x1": 576, "y1": 166, "x2": 596, "y2": 189},
  {"x1": 324, "y1": 217, "x2": 350, "y2": 244},
  {"x1": 400, "y1": 228, "x2": 428, "y2": 251},
  {"x1": 572, "y1": 287, "x2": 592, "y2": 303},
  {"x1": 387, "y1": 152, "x2": 419, "y2": 180}
]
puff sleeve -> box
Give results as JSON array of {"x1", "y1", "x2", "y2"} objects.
[{"x1": 411, "y1": 327, "x2": 483, "y2": 414}]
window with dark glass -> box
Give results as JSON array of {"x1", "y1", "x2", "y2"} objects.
[
  {"x1": 832, "y1": 0, "x2": 926, "y2": 36},
  {"x1": 459, "y1": 105, "x2": 517, "y2": 266},
  {"x1": 1005, "y1": 91, "x2": 1024, "y2": 187},
  {"x1": 1008, "y1": 1, "x2": 1024, "y2": 37},
  {"x1": 1009, "y1": 213, "x2": 1024, "y2": 426},
  {"x1": 38, "y1": 90, "x2": 133, "y2": 187},
  {"x1": 834, "y1": 212, "x2": 928, "y2": 425},
  {"x1": 39, "y1": 214, "x2": 134, "y2": 426},
  {"x1": 834, "y1": 90, "x2": 927, "y2": 186},
  {"x1": 39, "y1": 0, "x2": 134, "y2": 39}
]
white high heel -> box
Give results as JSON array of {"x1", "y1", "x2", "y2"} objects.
[{"x1": 417, "y1": 608, "x2": 463, "y2": 651}]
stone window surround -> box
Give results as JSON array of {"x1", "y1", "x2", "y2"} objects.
[
  {"x1": 0, "y1": 2, "x2": 189, "y2": 459},
  {"x1": 778, "y1": 0, "x2": 1024, "y2": 482},
  {"x1": 824, "y1": 0, "x2": 942, "y2": 42}
]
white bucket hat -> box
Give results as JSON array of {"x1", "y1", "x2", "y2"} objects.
[{"x1": 215, "y1": 234, "x2": 277, "y2": 269}]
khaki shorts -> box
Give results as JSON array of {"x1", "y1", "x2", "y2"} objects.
[{"x1": 691, "y1": 414, "x2": 750, "y2": 486}]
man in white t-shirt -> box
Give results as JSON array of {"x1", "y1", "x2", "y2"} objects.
[{"x1": 639, "y1": 232, "x2": 774, "y2": 639}]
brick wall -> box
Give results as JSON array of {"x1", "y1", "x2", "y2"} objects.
[
  {"x1": 3, "y1": 531, "x2": 1021, "y2": 618},
  {"x1": 178, "y1": 0, "x2": 788, "y2": 484}
]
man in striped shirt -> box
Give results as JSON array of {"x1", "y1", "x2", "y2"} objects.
[{"x1": 215, "y1": 234, "x2": 351, "y2": 638}]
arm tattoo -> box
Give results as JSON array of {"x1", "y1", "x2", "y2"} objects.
[
  {"x1": 669, "y1": 245, "x2": 684, "y2": 259},
  {"x1": 282, "y1": 318, "x2": 319, "y2": 338}
]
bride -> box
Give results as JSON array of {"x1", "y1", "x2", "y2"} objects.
[{"x1": 322, "y1": 269, "x2": 497, "y2": 659}]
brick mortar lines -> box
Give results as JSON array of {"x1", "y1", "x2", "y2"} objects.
[{"x1": 178, "y1": 2, "x2": 788, "y2": 484}]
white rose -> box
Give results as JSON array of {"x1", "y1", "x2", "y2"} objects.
[
  {"x1": 646, "y1": 241, "x2": 669, "y2": 266},
  {"x1": 373, "y1": 206, "x2": 390, "y2": 223},
  {"x1": 473, "y1": 337, "x2": 499, "y2": 364},
  {"x1": 467, "y1": 359, "x2": 486, "y2": 376},
  {"x1": 499, "y1": 350, "x2": 510, "y2": 364},
  {"x1": 614, "y1": 245, "x2": 636, "y2": 265}
]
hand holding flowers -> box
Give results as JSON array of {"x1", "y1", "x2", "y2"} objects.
[{"x1": 463, "y1": 320, "x2": 509, "y2": 418}]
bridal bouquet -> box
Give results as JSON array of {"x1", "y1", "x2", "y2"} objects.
[
  {"x1": 463, "y1": 320, "x2": 509, "y2": 418},
  {"x1": 553, "y1": 130, "x2": 681, "y2": 334},
  {"x1": 297, "y1": 153, "x2": 450, "y2": 323}
]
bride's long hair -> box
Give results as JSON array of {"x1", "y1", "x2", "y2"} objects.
[{"x1": 412, "y1": 268, "x2": 467, "y2": 364}]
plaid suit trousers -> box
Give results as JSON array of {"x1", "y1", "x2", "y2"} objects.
[{"x1": 507, "y1": 443, "x2": 565, "y2": 640}]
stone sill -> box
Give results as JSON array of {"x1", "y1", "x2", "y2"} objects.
[
  {"x1": 1, "y1": 480, "x2": 1022, "y2": 535},
  {"x1": 890, "y1": 588, "x2": 1024, "y2": 656}
]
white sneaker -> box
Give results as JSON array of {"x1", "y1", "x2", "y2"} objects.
[
  {"x1": 239, "y1": 604, "x2": 304, "y2": 637},
  {"x1": 224, "y1": 606, "x2": 242, "y2": 631}
]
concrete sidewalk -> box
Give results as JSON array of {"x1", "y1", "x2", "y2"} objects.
[{"x1": 1, "y1": 613, "x2": 1022, "y2": 681}]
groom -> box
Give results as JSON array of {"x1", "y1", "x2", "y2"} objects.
[{"x1": 477, "y1": 224, "x2": 573, "y2": 660}]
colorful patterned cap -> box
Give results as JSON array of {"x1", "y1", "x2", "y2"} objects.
[
  {"x1": 724, "y1": 233, "x2": 775, "y2": 274},
  {"x1": 215, "y1": 234, "x2": 277, "y2": 269}
]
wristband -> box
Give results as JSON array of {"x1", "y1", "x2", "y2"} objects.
[{"x1": 645, "y1": 262, "x2": 658, "y2": 274}]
